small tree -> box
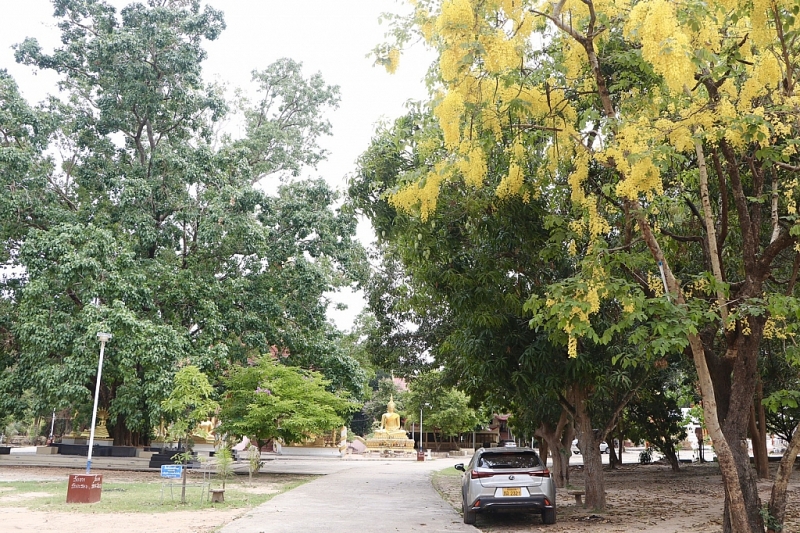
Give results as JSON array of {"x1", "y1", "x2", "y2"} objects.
[
  {"x1": 219, "y1": 356, "x2": 360, "y2": 450},
  {"x1": 406, "y1": 371, "x2": 482, "y2": 450},
  {"x1": 215, "y1": 447, "x2": 234, "y2": 490},
  {"x1": 247, "y1": 444, "x2": 263, "y2": 485},
  {"x1": 162, "y1": 366, "x2": 219, "y2": 504}
]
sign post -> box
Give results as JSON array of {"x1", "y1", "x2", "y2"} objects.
[
  {"x1": 66, "y1": 474, "x2": 103, "y2": 503},
  {"x1": 160, "y1": 464, "x2": 183, "y2": 479}
]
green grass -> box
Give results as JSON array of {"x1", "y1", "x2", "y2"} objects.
[
  {"x1": 0, "y1": 475, "x2": 313, "y2": 513},
  {"x1": 433, "y1": 465, "x2": 464, "y2": 479}
]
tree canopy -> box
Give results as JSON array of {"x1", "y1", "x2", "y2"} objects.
[
  {"x1": 0, "y1": 0, "x2": 366, "y2": 445},
  {"x1": 373, "y1": 0, "x2": 800, "y2": 529},
  {"x1": 218, "y1": 356, "x2": 359, "y2": 449}
]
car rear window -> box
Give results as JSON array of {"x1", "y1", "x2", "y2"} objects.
[{"x1": 478, "y1": 451, "x2": 542, "y2": 469}]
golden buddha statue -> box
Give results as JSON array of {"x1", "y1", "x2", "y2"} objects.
[
  {"x1": 373, "y1": 397, "x2": 409, "y2": 440},
  {"x1": 193, "y1": 418, "x2": 217, "y2": 444}
]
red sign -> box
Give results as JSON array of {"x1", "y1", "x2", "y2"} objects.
[{"x1": 66, "y1": 474, "x2": 103, "y2": 503}]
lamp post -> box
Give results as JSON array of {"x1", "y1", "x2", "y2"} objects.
[
  {"x1": 48, "y1": 408, "x2": 56, "y2": 445},
  {"x1": 86, "y1": 332, "x2": 112, "y2": 473},
  {"x1": 419, "y1": 402, "x2": 431, "y2": 457}
]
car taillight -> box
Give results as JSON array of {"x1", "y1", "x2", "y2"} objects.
[{"x1": 471, "y1": 469, "x2": 550, "y2": 478}]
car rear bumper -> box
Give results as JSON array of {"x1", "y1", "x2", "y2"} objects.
[{"x1": 468, "y1": 495, "x2": 554, "y2": 512}]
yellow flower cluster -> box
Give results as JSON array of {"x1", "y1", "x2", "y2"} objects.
[
  {"x1": 750, "y1": 0, "x2": 771, "y2": 47},
  {"x1": 604, "y1": 120, "x2": 665, "y2": 201},
  {"x1": 561, "y1": 37, "x2": 587, "y2": 81},
  {"x1": 693, "y1": 277, "x2": 709, "y2": 295},
  {"x1": 568, "y1": 151, "x2": 589, "y2": 204},
  {"x1": 385, "y1": 48, "x2": 400, "y2": 74},
  {"x1": 568, "y1": 335, "x2": 578, "y2": 358},
  {"x1": 567, "y1": 239, "x2": 577, "y2": 256},
  {"x1": 456, "y1": 141, "x2": 488, "y2": 187},
  {"x1": 479, "y1": 30, "x2": 519, "y2": 73},
  {"x1": 648, "y1": 273, "x2": 665, "y2": 297},
  {"x1": 785, "y1": 178, "x2": 798, "y2": 215},
  {"x1": 625, "y1": 0, "x2": 695, "y2": 93},
  {"x1": 440, "y1": 48, "x2": 465, "y2": 82},
  {"x1": 434, "y1": 90, "x2": 465, "y2": 149},
  {"x1": 437, "y1": 0, "x2": 475, "y2": 45},
  {"x1": 585, "y1": 282, "x2": 601, "y2": 314},
  {"x1": 496, "y1": 161, "x2": 525, "y2": 199},
  {"x1": 389, "y1": 166, "x2": 448, "y2": 222},
  {"x1": 763, "y1": 315, "x2": 790, "y2": 340},
  {"x1": 586, "y1": 201, "x2": 611, "y2": 238},
  {"x1": 739, "y1": 53, "x2": 782, "y2": 107}
]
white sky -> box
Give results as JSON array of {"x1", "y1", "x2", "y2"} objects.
[{"x1": 0, "y1": 0, "x2": 434, "y2": 331}]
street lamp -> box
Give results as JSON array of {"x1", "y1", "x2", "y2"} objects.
[
  {"x1": 420, "y1": 402, "x2": 431, "y2": 457},
  {"x1": 86, "y1": 332, "x2": 112, "y2": 473}
]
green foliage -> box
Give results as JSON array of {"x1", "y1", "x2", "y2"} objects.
[
  {"x1": 624, "y1": 368, "x2": 688, "y2": 462},
  {"x1": 214, "y1": 446, "x2": 234, "y2": 490},
  {"x1": 0, "y1": 0, "x2": 366, "y2": 442},
  {"x1": 406, "y1": 371, "x2": 482, "y2": 438},
  {"x1": 350, "y1": 110, "x2": 654, "y2": 452},
  {"x1": 362, "y1": 378, "x2": 406, "y2": 430},
  {"x1": 218, "y1": 357, "x2": 360, "y2": 448},
  {"x1": 161, "y1": 365, "x2": 219, "y2": 503},
  {"x1": 161, "y1": 365, "x2": 219, "y2": 447}
]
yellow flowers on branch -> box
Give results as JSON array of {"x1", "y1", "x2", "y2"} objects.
[
  {"x1": 375, "y1": 1, "x2": 800, "y2": 528},
  {"x1": 379, "y1": 0, "x2": 800, "y2": 344}
]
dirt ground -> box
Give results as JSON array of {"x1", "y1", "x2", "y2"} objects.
[
  {"x1": 0, "y1": 467, "x2": 293, "y2": 533},
  {"x1": 432, "y1": 461, "x2": 800, "y2": 533},
  {"x1": 2, "y1": 462, "x2": 800, "y2": 532}
]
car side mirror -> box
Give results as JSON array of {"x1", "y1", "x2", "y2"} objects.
[{"x1": 454, "y1": 463, "x2": 465, "y2": 472}]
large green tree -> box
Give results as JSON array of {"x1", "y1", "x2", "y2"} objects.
[
  {"x1": 350, "y1": 110, "x2": 664, "y2": 499},
  {"x1": 0, "y1": 0, "x2": 365, "y2": 445},
  {"x1": 377, "y1": 1, "x2": 800, "y2": 530},
  {"x1": 218, "y1": 356, "x2": 359, "y2": 449}
]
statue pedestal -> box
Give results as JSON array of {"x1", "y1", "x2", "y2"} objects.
[
  {"x1": 193, "y1": 443, "x2": 216, "y2": 457},
  {"x1": 279, "y1": 446, "x2": 343, "y2": 457}
]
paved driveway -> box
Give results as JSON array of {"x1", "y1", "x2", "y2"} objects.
[{"x1": 220, "y1": 457, "x2": 477, "y2": 533}]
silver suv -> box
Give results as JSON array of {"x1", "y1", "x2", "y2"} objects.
[{"x1": 454, "y1": 447, "x2": 556, "y2": 525}]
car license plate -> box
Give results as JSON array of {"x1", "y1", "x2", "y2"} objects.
[{"x1": 502, "y1": 487, "x2": 521, "y2": 497}]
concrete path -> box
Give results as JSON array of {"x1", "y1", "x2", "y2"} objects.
[{"x1": 220, "y1": 457, "x2": 477, "y2": 533}]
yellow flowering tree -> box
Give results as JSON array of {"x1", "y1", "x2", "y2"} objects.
[
  {"x1": 377, "y1": 0, "x2": 800, "y2": 530},
  {"x1": 350, "y1": 109, "x2": 679, "y2": 496}
]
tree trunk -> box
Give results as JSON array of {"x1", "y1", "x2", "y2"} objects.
[
  {"x1": 662, "y1": 446, "x2": 680, "y2": 472},
  {"x1": 634, "y1": 209, "x2": 761, "y2": 533},
  {"x1": 750, "y1": 380, "x2": 769, "y2": 480},
  {"x1": 572, "y1": 386, "x2": 605, "y2": 510},
  {"x1": 767, "y1": 421, "x2": 800, "y2": 532},
  {"x1": 608, "y1": 439, "x2": 620, "y2": 468},
  {"x1": 180, "y1": 455, "x2": 188, "y2": 504},
  {"x1": 719, "y1": 326, "x2": 766, "y2": 533},
  {"x1": 749, "y1": 406, "x2": 769, "y2": 480},
  {"x1": 539, "y1": 439, "x2": 549, "y2": 469},
  {"x1": 689, "y1": 333, "x2": 754, "y2": 533},
  {"x1": 535, "y1": 412, "x2": 573, "y2": 489},
  {"x1": 578, "y1": 432, "x2": 605, "y2": 510}
]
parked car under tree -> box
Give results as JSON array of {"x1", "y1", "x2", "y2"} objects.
[{"x1": 455, "y1": 447, "x2": 556, "y2": 525}]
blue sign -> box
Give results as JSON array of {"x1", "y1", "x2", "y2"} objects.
[{"x1": 160, "y1": 464, "x2": 183, "y2": 479}]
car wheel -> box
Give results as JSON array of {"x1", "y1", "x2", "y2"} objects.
[
  {"x1": 463, "y1": 500, "x2": 477, "y2": 525},
  {"x1": 542, "y1": 507, "x2": 556, "y2": 524}
]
